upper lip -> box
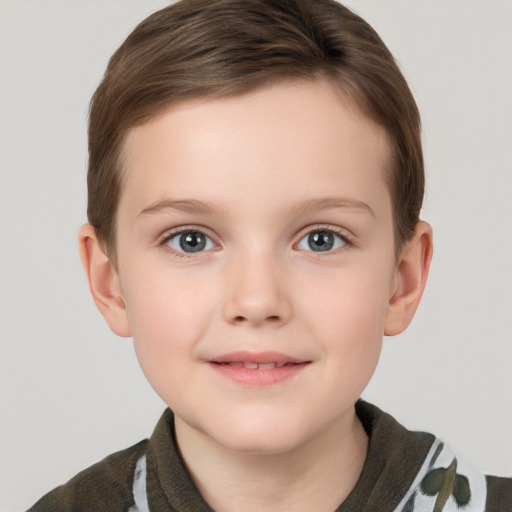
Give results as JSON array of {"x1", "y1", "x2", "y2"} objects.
[{"x1": 209, "y1": 351, "x2": 310, "y2": 365}]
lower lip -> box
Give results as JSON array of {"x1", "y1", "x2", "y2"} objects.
[{"x1": 208, "y1": 362, "x2": 310, "y2": 387}]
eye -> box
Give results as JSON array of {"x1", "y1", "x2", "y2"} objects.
[
  {"x1": 165, "y1": 230, "x2": 216, "y2": 253},
  {"x1": 297, "y1": 229, "x2": 347, "y2": 252}
]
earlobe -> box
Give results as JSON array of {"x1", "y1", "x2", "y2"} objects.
[
  {"x1": 384, "y1": 221, "x2": 433, "y2": 336},
  {"x1": 78, "y1": 224, "x2": 131, "y2": 337}
]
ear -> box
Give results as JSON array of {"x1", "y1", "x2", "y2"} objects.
[
  {"x1": 384, "y1": 221, "x2": 433, "y2": 336},
  {"x1": 78, "y1": 224, "x2": 131, "y2": 337}
]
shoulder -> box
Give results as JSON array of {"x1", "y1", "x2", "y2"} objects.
[
  {"x1": 485, "y1": 474, "x2": 512, "y2": 512},
  {"x1": 355, "y1": 401, "x2": 512, "y2": 512},
  {"x1": 27, "y1": 439, "x2": 148, "y2": 512},
  {"x1": 390, "y1": 438, "x2": 511, "y2": 511}
]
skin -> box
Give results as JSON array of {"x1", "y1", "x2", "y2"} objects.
[{"x1": 80, "y1": 79, "x2": 432, "y2": 511}]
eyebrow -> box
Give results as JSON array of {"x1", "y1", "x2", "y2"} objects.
[
  {"x1": 293, "y1": 197, "x2": 375, "y2": 217},
  {"x1": 138, "y1": 199, "x2": 220, "y2": 217},
  {"x1": 138, "y1": 196, "x2": 374, "y2": 217}
]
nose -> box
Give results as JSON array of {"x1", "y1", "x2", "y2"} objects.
[{"x1": 222, "y1": 250, "x2": 292, "y2": 327}]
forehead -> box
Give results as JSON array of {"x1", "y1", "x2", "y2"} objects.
[{"x1": 119, "y1": 79, "x2": 391, "y2": 217}]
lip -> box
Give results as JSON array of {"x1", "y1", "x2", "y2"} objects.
[{"x1": 207, "y1": 351, "x2": 311, "y2": 387}]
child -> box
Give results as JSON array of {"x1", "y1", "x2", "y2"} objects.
[{"x1": 28, "y1": 0, "x2": 511, "y2": 510}]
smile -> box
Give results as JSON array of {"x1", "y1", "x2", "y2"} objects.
[
  {"x1": 208, "y1": 351, "x2": 311, "y2": 386},
  {"x1": 214, "y1": 361, "x2": 295, "y2": 369}
]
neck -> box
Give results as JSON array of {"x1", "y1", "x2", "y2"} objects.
[{"x1": 174, "y1": 409, "x2": 368, "y2": 512}]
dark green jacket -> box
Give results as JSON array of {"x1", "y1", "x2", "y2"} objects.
[{"x1": 29, "y1": 401, "x2": 512, "y2": 511}]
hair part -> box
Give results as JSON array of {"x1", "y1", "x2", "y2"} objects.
[{"x1": 87, "y1": 0, "x2": 424, "y2": 264}]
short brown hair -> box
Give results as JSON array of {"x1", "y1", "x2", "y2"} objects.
[{"x1": 88, "y1": 0, "x2": 423, "y2": 261}]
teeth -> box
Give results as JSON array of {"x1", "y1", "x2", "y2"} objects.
[
  {"x1": 258, "y1": 363, "x2": 277, "y2": 370},
  {"x1": 224, "y1": 362, "x2": 287, "y2": 369}
]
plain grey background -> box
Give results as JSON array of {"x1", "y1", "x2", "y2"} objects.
[{"x1": 1, "y1": 1, "x2": 511, "y2": 511}]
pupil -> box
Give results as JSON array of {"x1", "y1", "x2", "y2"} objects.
[
  {"x1": 308, "y1": 231, "x2": 334, "y2": 252},
  {"x1": 180, "y1": 232, "x2": 206, "y2": 252}
]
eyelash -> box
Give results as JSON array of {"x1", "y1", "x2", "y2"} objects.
[
  {"x1": 158, "y1": 225, "x2": 352, "y2": 259},
  {"x1": 295, "y1": 225, "x2": 352, "y2": 254},
  {"x1": 158, "y1": 227, "x2": 218, "y2": 259}
]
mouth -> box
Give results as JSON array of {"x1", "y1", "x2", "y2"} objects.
[
  {"x1": 207, "y1": 351, "x2": 311, "y2": 386},
  {"x1": 213, "y1": 361, "x2": 299, "y2": 370}
]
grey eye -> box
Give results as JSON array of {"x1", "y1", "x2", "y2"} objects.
[
  {"x1": 297, "y1": 230, "x2": 346, "y2": 252},
  {"x1": 166, "y1": 231, "x2": 215, "y2": 253}
]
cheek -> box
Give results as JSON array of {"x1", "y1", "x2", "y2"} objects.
[
  {"x1": 121, "y1": 269, "x2": 216, "y2": 374},
  {"x1": 307, "y1": 266, "x2": 391, "y2": 325},
  {"x1": 299, "y1": 262, "x2": 393, "y2": 363}
]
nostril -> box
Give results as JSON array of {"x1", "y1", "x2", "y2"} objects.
[{"x1": 231, "y1": 314, "x2": 281, "y2": 324}]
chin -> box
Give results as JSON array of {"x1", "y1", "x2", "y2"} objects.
[
  {"x1": 208, "y1": 413, "x2": 309, "y2": 456},
  {"x1": 219, "y1": 434, "x2": 303, "y2": 456}
]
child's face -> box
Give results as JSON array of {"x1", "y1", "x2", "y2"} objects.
[{"x1": 111, "y1": 80, "x2": 404, "y2": 453}]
